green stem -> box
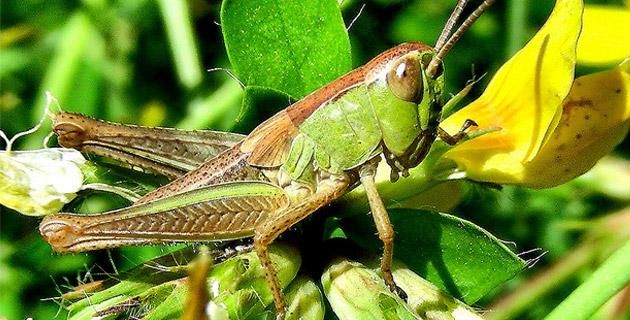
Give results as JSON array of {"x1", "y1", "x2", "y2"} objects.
[
  {"x1": 487, "y1": 241, "x2": 599, "y2": 320},
  {"x1": 506, "y1": 0, "x2": 527, "y2": 57},
  {"x1": 176, "y1": 81, "x2": 243, "y2": 130},
  {"x1": 544, "y1": 239, "x2": 630, "y2": 320},
  {"x1": 157, "y1": 0, "x2": 202, "y2": 90},
  {"x1": 489, "y1": 209, "x2": 630, "y2": 320},
  {"x1": 25, "y1": 13, "x2": 94, "y2": 148}
]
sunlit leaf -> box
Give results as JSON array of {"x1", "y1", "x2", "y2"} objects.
[
  {"x1": 233, "y1": 85, "x2": 293, "y2": 133},
  {"x1": 221, "y1": 0, "x2": 352, "y2": 99},
  {"x1": 341, "y1": 209, "x2": 526, "y2": 304}
]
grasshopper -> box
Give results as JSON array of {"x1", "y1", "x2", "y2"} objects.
[{"x1": 39, "y1": 0, "x2": 494, "y2": 318}]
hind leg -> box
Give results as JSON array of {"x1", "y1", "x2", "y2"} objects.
[{"x1": 254, "y1": 174, "x2": 350, "y2": 319}]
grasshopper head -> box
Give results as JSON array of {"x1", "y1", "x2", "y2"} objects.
[
  {"x1": 383, "y1": 0, "x2": 497, "y2": 131},
  {"x1": 374, "y1": 47, "x2": 445, "y2": 177},
  {"x1": 361, "y1": 44, "x2": 446, "y2": 178},
  {"x1": 372, "y1": 0, "x2": 495, "y2": 178}
]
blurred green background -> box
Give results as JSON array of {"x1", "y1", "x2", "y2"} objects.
[{"x1": 1, "y1": 0, "x2": 628, "y2": 319}]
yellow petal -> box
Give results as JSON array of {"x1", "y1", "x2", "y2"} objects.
[
  {"x1": 441, "y1": 0, "x2": 583, "y2": 183},
  {"x1": 522, "y1": 61, "x2": 630, "y2": 188},
  {"x1": 577, "y1": 5, "x2": 630, "y2": 66}
]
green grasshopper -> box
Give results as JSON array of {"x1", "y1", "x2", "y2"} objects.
[{"x1": 40, "y1": 0, "x2": 494, "y2": 318}]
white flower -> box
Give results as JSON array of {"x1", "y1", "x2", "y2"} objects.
[{"x1": 0, "y1": 148, "x2": 86, "y2": 216}]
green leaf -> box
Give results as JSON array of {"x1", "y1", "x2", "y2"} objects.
[
  {"x1": 341, "y1": 208, "x2": 525, "y2": 303},
  {"x1": 220, "y1": 0, "x2": 352, "y2": 99},
  {"x1": 233, "y1": 85, "x2": 293, "y2": 133}
]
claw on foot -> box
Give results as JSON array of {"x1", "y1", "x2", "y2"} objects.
[
  {"x1": 383, "y1": 271, "x2": 408, "y2": 302},
  {"x1": 391, "y1": 283, "x2": 408, "y2": 302},
  {"x1": 275, "y1": 310, "x2": 286, "y2": 320}
]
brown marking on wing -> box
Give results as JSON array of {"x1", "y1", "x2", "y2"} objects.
[
  {"x1": 241, "y1": 42, "x2": 434, "y2": 168},
  {"x1": 285, "y1": 68, "x2": 367, "y2": 124}
]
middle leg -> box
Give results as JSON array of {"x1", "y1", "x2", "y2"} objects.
[{"x1": 359, "y1": 161, "x2": 407, "y2": 300}]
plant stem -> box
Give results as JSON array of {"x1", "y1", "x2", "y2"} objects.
[
  {"x1": 176, "y1": 80, "x2": 243, "y2": 130},
  {"x1": 506, "y1": 0, "x2": 527, "y2": 57},
  {"x1": 490, "y1": 209, "x2": 630, "y2": 320},
  {"x1": 25, "y1": 13, "x2": 94, "y2": 148},
  {"x1": 487, "y1": 241, "x2": 599, "y2": 320},
  {"x1": 544, "y1": 239, "x2": 630, "y2": 320},
  {"x1": 157, "y1": 0, "x2": 202, "y2": 91}
]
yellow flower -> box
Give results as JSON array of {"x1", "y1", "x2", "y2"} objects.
[
  {"x1": 577, "y1": 4, "x2": 630, "y2": 66},
  {"x1": 440, "y1": 0, "x2": 630, "y2": 188},
  {"x1": 523, "y1": 62, "x2": 630, "y2": 187}
]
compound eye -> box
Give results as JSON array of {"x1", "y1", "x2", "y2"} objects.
[{"x1": 386, "y1": 57, "x2": 423, "y2": 102}]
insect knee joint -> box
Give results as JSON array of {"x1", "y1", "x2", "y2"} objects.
[{"x1": 379, "y1": 230, "x2": 395, "y2": 242}]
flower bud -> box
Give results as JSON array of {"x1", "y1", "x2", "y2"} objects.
[
  {"x1": 64, "y1": 244, "x2": 301, "y2": 320},
  {"x1": 321, "y1": 258, "x2": 417, "y2": 320},
  {"x1": 208, "y1": 243, "x2": 301, "y2": 319},
  {"x1": 391, "y1": 263, "x2": 484, "y2": 320},
  {"x1": 284, "y1": 276, "x2": 325, "y2": 320}
]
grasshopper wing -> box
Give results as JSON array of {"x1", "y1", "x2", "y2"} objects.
[
  {"x1": 40, "y1": 181, "x2": 288, "y2": 253},
  {"x1": 240, "y1": 111, "x2": 298, "y2": 167}
]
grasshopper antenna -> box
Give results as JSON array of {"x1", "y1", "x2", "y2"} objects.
[
  {"x1": 434, "y1": 0, "x2": 469, "y2": 51},
  {"x1": 207, "y1": 67, "x2": 246, "y2": 88},
  {"x1": 427, "y1": 0, "x2": 496, "y2": 78}
]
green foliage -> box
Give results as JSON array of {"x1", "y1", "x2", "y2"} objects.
[
  {"x1": 544, "y1": 239, "x2": 630, "y2": 320},
  {"x1": 342, "y1": 209, "x2": 525, "y2": 303},
  {"x1": 234, "y1": 86, "x2": 293, "y2": 133},
  {"x1": 64, "y1": 244, "x2": 301, "y2": 320},
  {"x1": 221, "y1": 0, "x2": 352, "y2": 99}
]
